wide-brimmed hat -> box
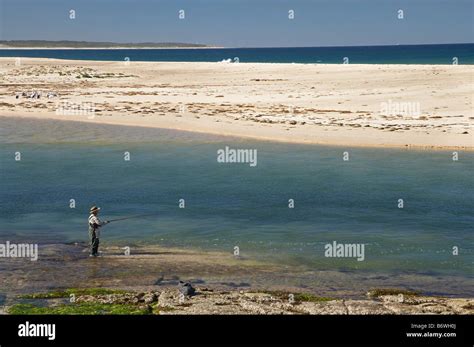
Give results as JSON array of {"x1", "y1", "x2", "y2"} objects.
[{"x1": 89, "y1": 205, "x2": 101, "y2": 213}]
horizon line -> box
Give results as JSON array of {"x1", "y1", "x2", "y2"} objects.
[{"x1": 1, "y1": 40, "x2": 473, "y2": 50}]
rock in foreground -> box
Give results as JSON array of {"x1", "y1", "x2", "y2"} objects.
[{"x1": 13, "y1": 288, "x2": 469, "y2": 315}]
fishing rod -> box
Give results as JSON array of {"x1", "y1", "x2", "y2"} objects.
[{"x1": 107, "y1": 213, "x2": 158, "y2": 223}]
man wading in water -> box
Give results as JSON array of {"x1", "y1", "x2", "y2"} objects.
[{"x1": 88, "y1": 206, "x2": 110, "y2": 257}]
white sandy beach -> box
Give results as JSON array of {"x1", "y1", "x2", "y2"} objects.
[{"x1": 0, "y1": 57, "x2": 472, "y2": 149}]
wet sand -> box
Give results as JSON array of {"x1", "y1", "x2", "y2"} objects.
[{"x1": 1, "y1": 243, "x2": 473, "y2": 301}]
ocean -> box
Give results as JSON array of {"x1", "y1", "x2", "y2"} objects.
[
  {"x1": 1, "y1": 44, "x2": 473, "y2": 64},
  {"x1": 0, "y1": 117, "x2": 473, "y2": 296}
]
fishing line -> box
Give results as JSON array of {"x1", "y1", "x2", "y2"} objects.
[{"x1": 107, "y1": 213, "x2": 158, "y2": 223}]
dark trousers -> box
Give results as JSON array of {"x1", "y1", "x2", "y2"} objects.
[{"x1": 91, "y1": 231, "x2": 100, "y2": 256}]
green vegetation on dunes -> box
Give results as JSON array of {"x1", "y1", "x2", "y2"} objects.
[{"x1": 0, "y1": 40, "x2": 208, "y2": 48}]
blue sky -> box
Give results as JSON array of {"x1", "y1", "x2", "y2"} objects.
[{"x1": 0, "y1": 0, "x2": 472, "y2": 47}]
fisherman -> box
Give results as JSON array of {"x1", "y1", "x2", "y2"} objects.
[{"x1": 88, "y1": 206, "x2": 110, "y2": 257}]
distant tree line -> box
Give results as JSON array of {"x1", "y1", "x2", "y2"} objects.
[{"x1": 0, "y1": 40, "x2": 208, "y2": 48}]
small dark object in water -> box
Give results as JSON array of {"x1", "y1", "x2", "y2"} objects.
[{"x1": 178, "y1": 281, "x2": 196, "y2": 296}]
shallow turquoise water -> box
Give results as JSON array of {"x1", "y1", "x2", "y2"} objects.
[{"x1": 0, "y1": 117, "x2": 473, "y2": 293}]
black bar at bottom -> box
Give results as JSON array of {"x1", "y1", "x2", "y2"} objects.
[{"x1": 0, "y1": 315, "x2": 471, "y2": 345}]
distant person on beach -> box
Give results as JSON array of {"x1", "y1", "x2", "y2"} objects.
[{"x1": 88, "y1": 206, "x2": 109, "y2": 257}]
